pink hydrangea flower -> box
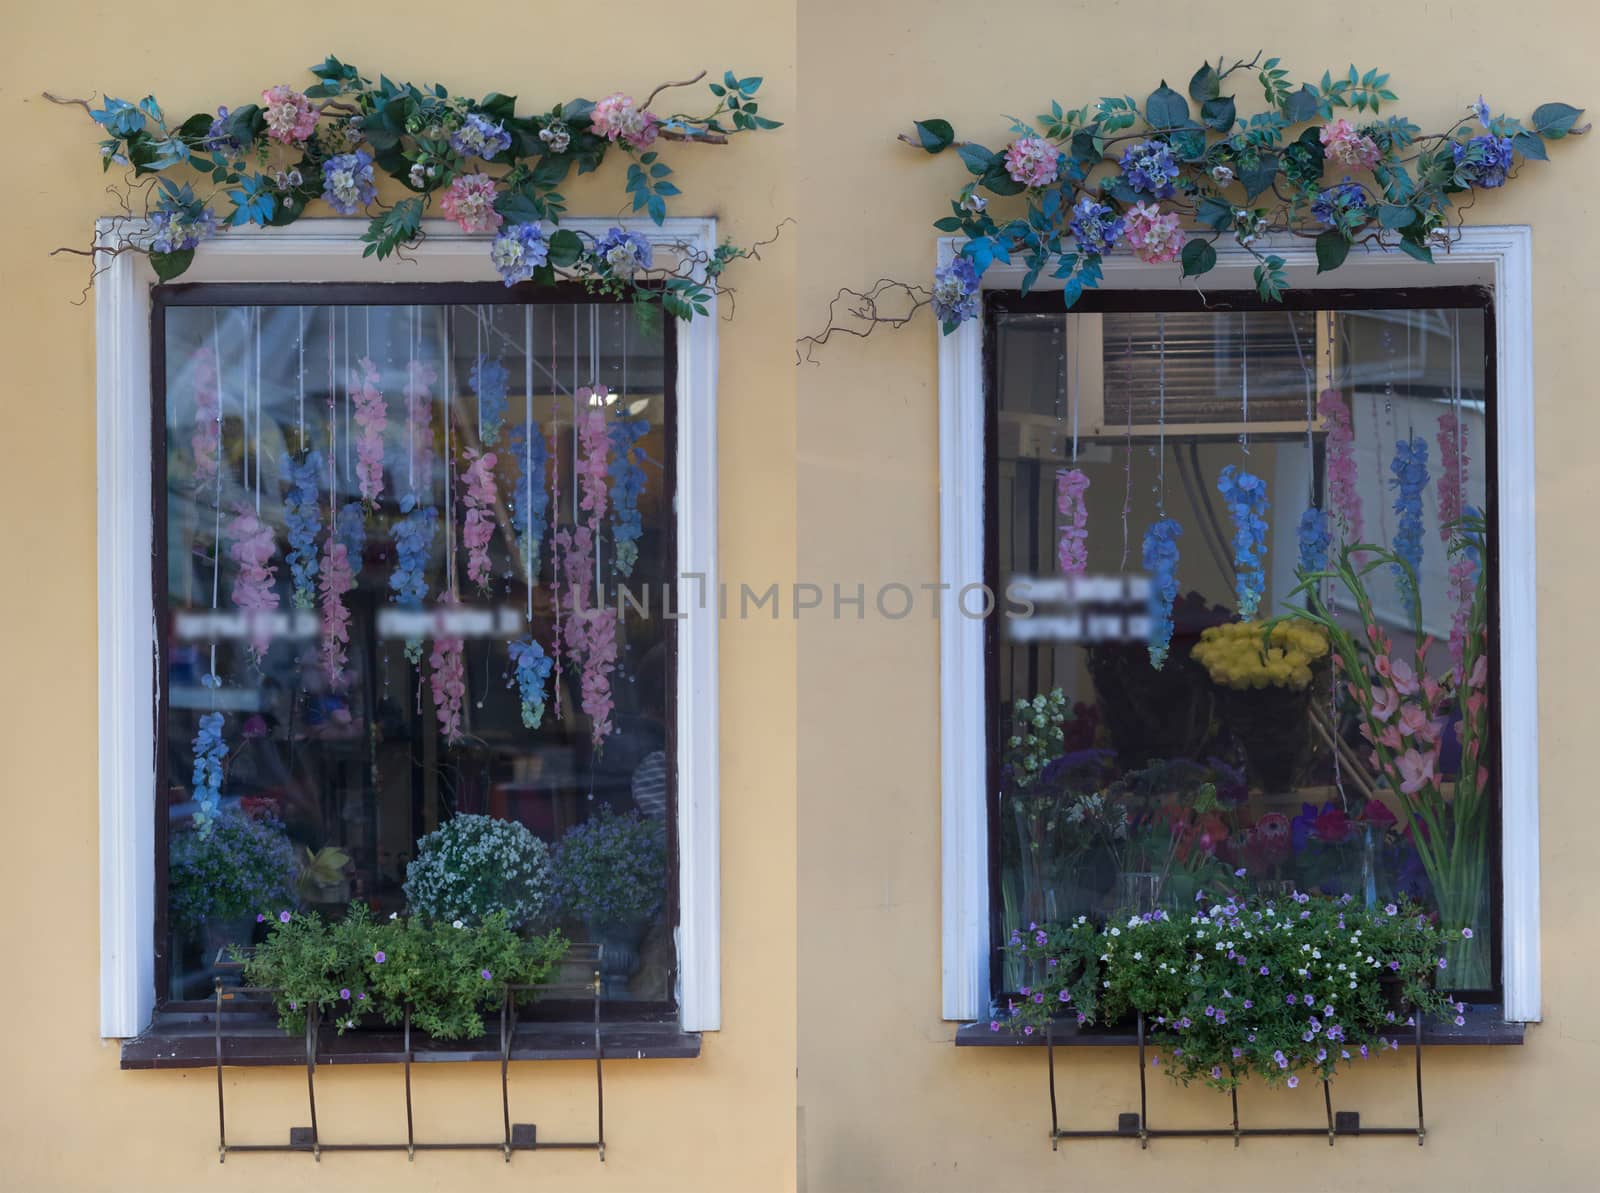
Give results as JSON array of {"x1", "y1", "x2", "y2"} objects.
[
  {"x1": 1319, "y1": 118, "x2": 1381, "y2": 169},
  {"x1": 590, "y1": 93, "x2": 659, "y2": 150},
  {"x1": 226, "y1": 506, "x2": 280, "y2": 660},
  {"x1": 429, "y1": 599, "x2": 467, "y2": 743},
  {"x1": 1055, "y1": 468, "x2": 1091, "y2": 574},
  {"x1": 438, "y1": 173, "x2": 503, "y2": 234},
  {"x1": 350, "y1": 358, "x2": 386, "y2": 507},
  {"x1": 460, "y1": 447, "x2": 499, "y2": 589},
  {"x1": 261, "y1": 85, "x2": 317, "y2": 146},
  {"x1": 319, "y1": 540, "x2": 356, "y2": 689},
  {"x1": 190, "y1": 348, "x2": 221, "y2": 492},
  {"x1": 1317, "y1": 389, "x2": 1363, "y2": 543},
  {"x1": 1123, "y1": 201, "x2": 1184, "y2": 265},
  {"x1": 1003, "y1": 136, "x2": 1060, "y2": 188}
]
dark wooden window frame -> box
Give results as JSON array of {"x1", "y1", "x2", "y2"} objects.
[{"x1": 981, "y1": 285, "x2": 1503, "y2": 1011}]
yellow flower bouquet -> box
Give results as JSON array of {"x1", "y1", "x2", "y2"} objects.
[{"x1": 1191, "y1": 621, "x2": 1329, "y2": 691}]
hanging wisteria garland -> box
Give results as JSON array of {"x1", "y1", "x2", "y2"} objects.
[
  {"x1": 190, "y1": 347, "x2": 221, "y2": 490},
  {"x1": 1296, "y1": 506, "x2": 1332, "y2": 575},
  {"x1": 1389, "y1": 435, "x2": 1430, "y2": 619},
  {"x1": 190, "y1": 710, "x2": 227, "y2": 835},
  {"x1": 507, "y1": 637, "x2": 554, "y2": 730},
  {"x1": 902, "y1": 58, "x2": 1584, "y2": 329},
  {"x1": 508, "y1": 421, "x2": 549, "y2": 580},
  {"x1": 51, "y1": 58, "x2": 779, "y2": 320},
  {"x1": 459, "y1": 446, "x2": 499, "y2": 590},
  {"x1": 1436, "y1": 411, "x2": 1477, "y2": 676},
  {"x1": 558, "y1": 393, "x2": 620, "y2": 746},
  {"x1": 1054, "y1": 468, "x2": 1091, "y2": 576},
  {"x1": 608, "y1": 415, "x2": 650, "y2": 578},
  {"x1": 471, "y1": 358, "x2": 510, "y2": 447},
  {"x1": 281, "y1": 451, "x2": 324, "y2": 610},
  {"x1": 226, "y1": 504, "x2": 279, "y2": 661},
  {"x1": 350, "y1": 357, "x2": 386, "y2": 508},
  {"x1": 429, "y1": 598, "x2": 467, "y2": 744},
  {"x1": 1217, "y1": 464, "x2": 1269, "y2": 618},
  {"x1": 1317, "y1": 388, "x2": 1363, "y2": 544},
  {"x1": 1141, "y1": 517, "x2": 1183, "y2": 669}
]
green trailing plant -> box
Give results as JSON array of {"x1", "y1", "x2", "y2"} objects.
[
  {"x1": 239, "y1": 904, "x2": 567, "y2": 1039},
  {"x1": 47, "y1": 58, "x2": 779, "y2": 320},
  {"x1": 1001, "y1": 889, "x2": 1455, "y2": 1093}
]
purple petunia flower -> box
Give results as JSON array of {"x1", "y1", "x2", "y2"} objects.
[
  {"x1": 1058, "y1": 990, "x2": 1071, "y2": 1003},
  {"x1": 340, "y1": 988, "x2": 351, "y2": 1000},
  {"x1": 1287, "y1": 1075, "x2": 1300, "y2": 1088},
  {"x1": 374, "y1": 951, "x2": 386, "y2": 964},
  {"x1": 256, "y1": 913, "x2": 266, "y2": 923},
  {"x1": 989, "y1": 1020, "x2": 1000, "y2": 1031},
  {"x1": 279, "y1": 910, "x2": 292, "y2": 923},
  {"x1": 481, "y1": 969, "x2": 493, "y2": 981}
]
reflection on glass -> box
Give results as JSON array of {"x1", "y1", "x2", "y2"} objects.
[
  {"x1": 161, "y1": 297, "x2": 675, "y2": 1008},
  {"x1": 994, "y1": 303, "x2": 1494, "y2": 994}
]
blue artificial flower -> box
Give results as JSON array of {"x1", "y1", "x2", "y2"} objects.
[
  {"x1": 470, "y1": 358, "x2": 510, "y2": 446},
  {"x1": 507, "y1": 421, "x2": 549, "y2": 579},
  {"x1": 390, "y1": 504, "x2": 438, "y2": 609},
  {"x1": 608, "y1": 416, "x2": 650, "y2": 577},
  {"x1": 1069, "y1": 197, "x2": 1125, "y2": 256},
  {"x1": 1218, "y1": 466, "x2": 1269, "y2": 618},
  {"x1": 149, "y1": 206, "x2": 219, "y2": 255},
  {"x1": 506, "y1": 636, "x2": 554, "y2": 729},
  {"x1": 336, "y1": 500, "x2": 366, "y2": 574},
  {"x1": 593, "y1": 227, "x2": 653, "y2": 275},
  {"x1": 320, "y1": 149, "x2": 377, "y2": 216},
  {"x1": 1452, "y1": 134, "x2": 1515, "y2": 189},
  {"x1": 190, "y1": 711, "x2": 227, "y2": 836},
  {"x1": 1119, "y1": 139, "x2": 1180, "y2": 199},
  {"x1": 281, "y1": 451, "x2": 324, "y2": 611},
  {"x1": 450, "y1": 113, "x2": 513, "y2": 161},
  {"x1": 490, "y1": 223, "x2": 550, "y2": 286},
  {"x1": 1142, "y1": 516, "x2": 1183, "y2": 670},
  {"x1": 201, "y1": 106, "x2": 242, "y2": 154},
  {"x1": 931, "y1": 257, "x2": 981, "y2": 328},
  {"x1": 1311, "y1": 179, "x2": 1371, "y2": 229},
  {"x1": 1473, "y1": 96, "x2": 1492, "y2": 128},
  {"x1": 1296, "y1": 506, "x2": 1331, "y2": 575},
  {"x1": 1389, "y1": 436, "x2": 1430, "y2": 619}
]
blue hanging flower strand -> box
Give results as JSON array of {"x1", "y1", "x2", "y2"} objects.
[
  {"x1": 282, "y1": 451, "x2": 324, "y2": 611},
  {"x1": 507, "y1": 421, "x2": 548, "y2": 579},
  {"x1": 1296, "y1": 506, "x2": 1331, "y2": 575},
  {"x1": 506, "y1": 636, "x2": 554, "y2": 729},
  {"x1": 1218, "y1": 465, "x2": 1269, "y2": 619},
  {"x1": 1389, "y1": 436, "x2": 1430, "y2": 620},
  {"x1": 608, "y1": 416, "x2": 649, "y2": 578},
  {"x1": 336, "y1": 500, "x2": 366, "y2": 576},
  {"x1": 191, "y1": 711, "x2": 226, "y2": 837},
  {"x1": 1142, "y1": 517, "x2": 1183, "y2": 670},
  {"x1": 390, "y1": 496, "x2": 438, "y2": 664},
  {"x1": 470, "y1": 358, "x2": 509, "y2": 446}
]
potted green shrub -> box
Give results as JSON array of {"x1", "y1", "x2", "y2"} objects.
[
  {"x1": 552, "y1": 810, "x2": 668, "y2": 997},
  {"x1": 169, "y1": 807, "x2": 296, "y2": 991}
]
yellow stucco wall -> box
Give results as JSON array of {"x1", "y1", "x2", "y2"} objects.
[
  {"x1": 796, "y1": 3, "x2": 1600, "y2": 1191},
  {"x1": 0, "y1": 4, "x2": 796, "y2": 1191}
]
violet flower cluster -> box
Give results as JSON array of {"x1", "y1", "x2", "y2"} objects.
[
  {"x1": 1054, "y1": 468, "x2": 1090, "y2": 576},
  {"x1": 490, "y1": 222, "x2": 549, "y2": 287},
  {"x1": 594, "y1": 227, "x2": 653, "y2": 276},
  {"x1": 1119, "y1": 139, "x2": 1180, "y2": 198},
  {"x1": 391, "y1": 501, "x2": 439, "y2": 663},
  {"x1": 320, "y1": 149, "x2": 376, "y2": 215},
  {"x1": 1453, "y1": 134, "x2": 1515, "y2": 189},
  {"x1": 1311, "y1": 179, "x2": 1372, "y2": 229},
  {"x1": 190, "y1": 710, "x2": 227, "y2": 835},
  {"x1": 150, "y1": 206, "x2": 219, "y2": 254},
  {"x1": 1141, "y1": 516, "x2": 1183, "y2": 670},
  {"x1": 931, "y1": 257, "x2": 981, "y2": 329},
  {"x1": 281, "y1": 451, "x2": 324, "y2": 611},
  {"x1": 1296, "y1": 506, "x2": 1332, "y2": 575},
  {"x1": 449, "y1": 112, "x2": 512, "y2": 161},
  {"x1": 608, "y1": 416, "x2": 650, "y2": 578},
  {"x1": 1217, "y1": 465, "x2": 1269, "y2": 619},
  {"x1": 1068, "y1": 197, "x2": 1124, "y2": 256},
  {"x1": 1389, "y1": 436, "x2": 1430, "y2": 619}
]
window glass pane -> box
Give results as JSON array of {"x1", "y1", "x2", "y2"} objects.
[
  {"x1": 160, "y1": 296, "x2": 675, "y2": 1007},
  {"x1": 993, "y1": 299, "x2": 1495, "y2": 996}
]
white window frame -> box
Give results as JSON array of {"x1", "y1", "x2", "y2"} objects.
[
  {"x1": 939, "y1": 226, "x2": 1540, "y2": 1023},
  {"x1": 97, "y1": 217, "x2": 722, "y2": 1037}
]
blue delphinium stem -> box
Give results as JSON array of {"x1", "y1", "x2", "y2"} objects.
[
  {"x1": 390, "y1": 497, "x2": 439, "y2": 664},
  {"x1": 191, "y1": 711, "x2": 227, "y2": 837},
  {"x1": 470, "y1": 358, "x2": 509, "y2": 446},
  {"x1": 1218, "y1": 465, "x2": 1269, "y2": 618},
  {"x1": 506, "y1": 636, "x2": 554, "y2": 729},
  {"x1": 335, "y1": 500, "x2": 366, "y2": 576},
  {"x1": 1296, "y1": 506, "x2": 1332, "y2": 575},
  {"x1": 508, "y1": 421, "x2": 548, "y2": 579}
]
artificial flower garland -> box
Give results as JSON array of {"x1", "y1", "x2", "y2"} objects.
[
  {"x1": 1054, "y1": 468, "x2": 1091, "y2": 575},
  {"x1": 190, "y1": 347, "x2": 221, "y2": 491},
  {"x1": 1316, "y1": 388, "x2": 1363, "y2": 544},
  {"x1": 429, "y1": 599, "x2": 467, "y2": 744},
  {"x1": 1436, "y1": 411, "x2": 1477, "y2": 677},
  {"x1": 226, "y1": 504, "x2": 279, "y2": 661},
  {"x1": 1141, "y1": 516, "x2": 1183, "y2": 669},
  {"x1": 1389, "y1": 436, "x2": 1430, "y2": 619},
  {"x1": 460, "y1": 446, "x2": 499, "y2": 590},
  {"x1": 190, "y1": 710, "x2": 227, "y2": 836},
  {"x1": 907, "y1": 59, "x2": 1584, "y2": 326},
  {"x1": 470, "y1": 358, "x2": 509, "y2": 447},
  {"x1": 54, "y1": 58, "x2": 778, "y2": 321},
  {"x1": 507, "y1": 636, "x2": 554, "y2": 729},
  {"x1": 1217, "y1": 465, "x2": 1268, "y2": 618},
  {"x1": 350, "y1": 357, "x2": 386, "y2": 508},
  {"x1": 281, "y1": 451, "x2": 324, "y2": 610},
  {"x1": 508, "y1": 420, "x2": 549, "y2": 580},
  {"x1": 608, "y1": 415, "x2": 650, "y2": 578},
  {"x1": 1296, "y1": 506, "x2": 1331, "y2": 575}
]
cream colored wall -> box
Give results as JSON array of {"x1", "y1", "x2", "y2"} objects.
[
  {"x1": 797, "y1": 3, "x2": 1600, "y2": 1190},
  {"x1": 0, "y1": 5, "x2": 796, "y2": 1191}
]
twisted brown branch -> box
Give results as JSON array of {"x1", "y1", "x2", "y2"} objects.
[
  {"x1": 42, "y1": 91, "x2": 97, "y2": 116},
  {"x1": 795, "y1": 278, "x2": 931, "y2": 365},
  {"x1": 643, "y1": 70, "x2": 708, "y2": 111}
]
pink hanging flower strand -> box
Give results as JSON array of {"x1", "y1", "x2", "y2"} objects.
[
  {"x1": 575, "y1": 394, "x2": 611, "y2": 535},
  {"x1": 1055, "y1": 468, "x2": 1091, "y2": 575},
  {"x1": 350, "y1": 358, "x2": 386, "y2": 507},
  {"x1": 460, "y1": 447, "x2": 499, "y2": 590},
  {"x1": 226, "y1": 505, "x2": 279, "y2": 660},
  {"x1": 319, "y1": 539, "x2": 356, "y2": 689},
  {"x1": 190, "y1": 348, "x2": 221, "y2": 492},
  {"x1": 1317, "y1": 389, "x2": 1363, "y2": 544},
  {"x1": 556, "y1": 525, "x2": 618, "y2": 745},
  {"x1": 429, "y1": 598, "x2": 467, "y2": 744},
  {"x1": 1436, "y1": 411, "x2": 1476, "y2": 676}
]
